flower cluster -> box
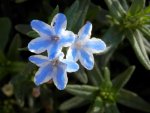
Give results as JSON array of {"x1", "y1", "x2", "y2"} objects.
[{"x1": 28, "y1": 13, "x2": 106, "y2": 90}]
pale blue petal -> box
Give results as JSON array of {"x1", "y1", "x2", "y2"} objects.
[
  {"x1": 58, "y1": 52, "x2": 65, "y2": 61},
  {"x1": 84, "y1": 38, "x2": 106, "y2": 53},
  {"x1": 59, "y1": 30, "x2": 75, "y2": 47},
  {"x1": 29, "y1": 55, "x2": 49, "y2": 67},
  {"x1": 47, "y1": 42, "x2": 62, "y2": 60},
  {"x1": 28, "y1": 37, "x2": 51, "y2": 54},
  {"x1": 62, "y1": 60, "x2": 79, "y2": 72},
  {"x1": 51, "y1": 13, "x2": 67, "y2": 34},
  {"x1": 34, "y1": 64, "x2": 53, "y2": 85},
  {"x1": 31, "y1": 20, "x2": 54, "y2": 37},
  {"x1": 53, "y1": 63, "x2": 67, "y2": 90},
  {"x1": 66, "y1": 47, "x2": 79, "y2": 61},
  {"x1": 78, "y1": 21, "x2": 92, "y2": 40},
  {"x1": 79, "y1": 49, "x2": 94, "y2": 70}
]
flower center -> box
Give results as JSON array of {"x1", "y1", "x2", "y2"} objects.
[
  {"x1": 51, "y1": 35, "x2": 60, "y2": 41},
  {"x1": 51, "y1": 59, "x2": 59, "y2": 66},
  {"x1": 75, "y1": 40, "x2": 84, "y2": 49}
]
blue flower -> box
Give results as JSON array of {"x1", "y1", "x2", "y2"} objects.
[
  {"x1": 28, "y1": 13, "x2": 75, "y2": 60},
  {"x1": 29, "y1": 53, "x2": 79, "y2": 90},
  {"x1": 66, "y1": 22, "x2": 106, "y2": 70}
]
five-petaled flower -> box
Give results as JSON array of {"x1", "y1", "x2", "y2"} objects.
[
  {"x1": 28, "y1": 13, "x2": 75, "y2": 60},
  {"x1": 66, "y1": 22, "x2": 106, "y2": 70},
  {"x1": 28, "y1": 13, "x2": 106, "y2": 90},
  {"x1": 29, "y1": 53, "x2": 79, "y2": 90}
]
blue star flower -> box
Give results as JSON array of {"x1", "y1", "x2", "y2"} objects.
[
  {"x1": 28, "y1": 13, "x2": 75, "y2": 60},
  {"x1": 66, "y1": 22, "x2": 106, "y2": 70},
  {"x1": 29, "y1": 53, "x2": 79, "y2": 90}
]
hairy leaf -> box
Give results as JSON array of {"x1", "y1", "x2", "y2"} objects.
[{"x1": 118, "y1": 89, "x2": 150, "y2": 112}]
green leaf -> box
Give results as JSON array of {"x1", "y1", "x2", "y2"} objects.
[
  {"x1": 118, "y1": 89, "x2": 150, "y2": 112},
  {"x1": 140, "y1": 26, "x2": 150, "y2": 40},
  {"x1": 73, "y1": 0, "x2": 90, "y2": 32},
  {"x1": 0, "y1": 17, "x2": 11, "y2": 50},
  {"x1": 100, "y1": 67, "x2": 112, "y2": 90},
  {"x1": 143, "y1": 6, "x2": 150, "y2": 14},
  {"x1": 112, "y1": 66, "x2": 135, "y2": 93},
  {"x1": 59, "y1": 96, "x2": 87, "y2": 110},
  {"x1": 12, "y1": 74, "x2": 33, "y2": 107},
  {"x1": 86, "y1": 3, "x2": 101, "y2": 21},
  {"x1": 8, "y1": 62, "x2": 26, "y2": 73},
  {"x1": 21, "y1": 62, "x2": 35, "y2": 76},
  {"x1": 87, "y1": 63, "x2": 103, "y2": 86},
  {"x1": 87, "y1": 96, "x2": 104, "y2": 113},
  {"x1": 75, "y1": 67, "x2": 88, "y2": 84},
  {"x1": 112, "y1": 0, "x2": 126, "y2": 15},
  {"x1": 48, "y1": 6, "x2": 59, "y2": 24},
  {"x1": 7, "y1": 34, "x2": 21, "y2": 61},
  {"x1": 65, "y1": 0, "x2": 79, "y2": 30},
  {"x1": 15, "y1": 24, "x2": 31, "y2": 35},
  {"x1": 143, "y1": 38, "x2": 150, "y2": 54},
  {"x1": 127, "y1": 30, "x2": 150, "y2": 70},
  {"x1": 128, "y1": 0, "x2": 145, "y2": 15},
  {"x1": 26, "y1": 30, "x2": 39, "y2": 38},
  {"x1": 66, "y1": 85, "x2": 99, "y2": 99},
  {"x1": 120, "y1": 0, "x2": 129, "y2": 11},
  {"x1": 103, "y1": 67, "x2": 111, "y2": 82},
  {"x1": 105, "y1": 103, "x2": 120, "y2": 113},
  {"x1": 104, "y1": 0, "x2": 125, "y2": 20},
  {"x1": 100, "y1": 26, "x2": 124, "y2": 66}
]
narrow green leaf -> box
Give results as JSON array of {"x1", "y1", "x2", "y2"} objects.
[
  {"x1": 103, "y1": 67, "x2": 111, "y2": 82},
  {"x1": 12, "y1": 74, "x2": 32, "y2": 107},
  {"x1": 118, "y1": 89, "x2": 150, "y2": 112},
  {"x1": 59, "y1": 96, "x2": 87, "y2": 110},
  {"x1": 103, "y1": 67, "x2": 112, "y2": 87},
  {"x1": 145, "y1": 46, "x2": 150, "y2": 54},
  {"x1": 105, "y1": 103, "x2": 120, "y2": 113},
  {"x1": 7, "y1": 34, "x2": 21, "y2": 61},
  {"x1": 65, "y1": 0, "x2": 79, "y2": 30},
  {"x1": 48, "y1": 6, "x2": 59, "y2": 24},
  {"x1": 87, "y1": 63, "x2": 103, "y2": 86},
  {"x1": 15, "y1": 24, "x2": 31, "y2": 35},
  {"x1": 102, "y1": 26, "x2": 124, "y2": 46},
  {"x1": 100, "y1": 26, "x2": 124, "y2": 66},
  {"x1": 140, "y1": 26, "x2": 150, "y2": 40},
  {"x1": 87, "y1": 96, "x2": 104, "y2": 113},
  {"x1": 86, "y1": 3, "x2": 101, "y2": 21},
  {"x1": 66, "y1": 85, "x2": 99, "y2": 99},
  {"x1": 0, "y1": 17, "x2": 11, "y2": 50},
  {"x1": 120, "y1": 0, "x2": 129, "y2": 11},
  {"x1": 75, "y1": 67, "x2": 88, "y2": 84},
  {"x1": 21, "y1": 62, "x2": 35, "y2": 76},
  {"x1": 143, "y1": 37, "x2": 150, "y2": 54},
  {"x1": 127, "y1": 30, "x2": 150, "y2": 70},
  {"x1": 128, "y1": 0, "x2": 145, "y2": 15},
  {"x1": 8, "y1": 62, "x2": 26, "y2": 73},
  {"x1": 73, "y1": 0, "x2": 90, "y2": 32},
  {"x1": 112, "y1": 0, "x2": 126, "y2": 15},
  {"x1": 27, "y1": 30, "x2": 39, "y2": 38},
  {"x1": 112, "y1": 66, "x2": 135, "y2": 92},
  {"x1": 105, "y1": 0, "x2": 122, "y2": 20},
  {"x1": 143, "y1": 6, "x2": 150, "y2": 14}
]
